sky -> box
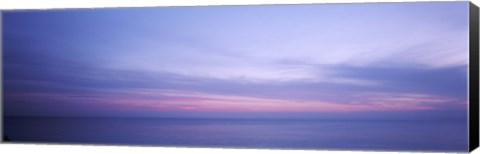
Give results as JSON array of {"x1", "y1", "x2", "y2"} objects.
[{"x1": 2, "y1": 2, "x2": 471, "y2": 119}]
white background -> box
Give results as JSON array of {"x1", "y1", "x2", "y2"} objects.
[{"x1": 0, "y1": 0, "x2": 478, "y2": 154}]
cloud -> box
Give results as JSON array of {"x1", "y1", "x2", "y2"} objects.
[
  {"x1": 329, "y1": 65, "x2": 468, "y2": 98},
  {"x1": 2, "y1": 2, "x2": 470, "y2": 117},
  {"x1": 3, "y1": 62, "x2": 468, "y2": 116}
]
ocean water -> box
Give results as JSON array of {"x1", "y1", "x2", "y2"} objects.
[{"x1": 3, "y1": 116, "x2": 468, "y2": 152}]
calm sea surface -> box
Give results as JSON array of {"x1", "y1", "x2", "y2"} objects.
[{"x1": 3, "y1": 117, "x2": 468, "y2": 152}]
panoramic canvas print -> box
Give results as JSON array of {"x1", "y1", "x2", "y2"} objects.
[{"x1": 2, "y1": 1, "x2": 472, "y2": 152}]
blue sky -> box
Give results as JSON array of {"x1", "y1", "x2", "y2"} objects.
[{"x1": 2, "y1": 2, "x2": 470, "y2": 119}]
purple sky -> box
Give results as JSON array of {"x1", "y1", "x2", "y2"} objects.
[{"x1": 2, "y1": 2, "x2": 470, "y2": 119}]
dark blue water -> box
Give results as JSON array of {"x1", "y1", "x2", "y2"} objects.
[{"x1": 3, "y1": 117, "x2": 468, "y2": 152}]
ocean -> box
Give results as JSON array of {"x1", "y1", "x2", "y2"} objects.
[{"x1": 3, "y1": 116, "x2": 468, "y2": 152}]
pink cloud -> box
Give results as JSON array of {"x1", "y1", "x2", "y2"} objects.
[{"x1": 5, "y1": 89, "x2": 464, "y2": 113}]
